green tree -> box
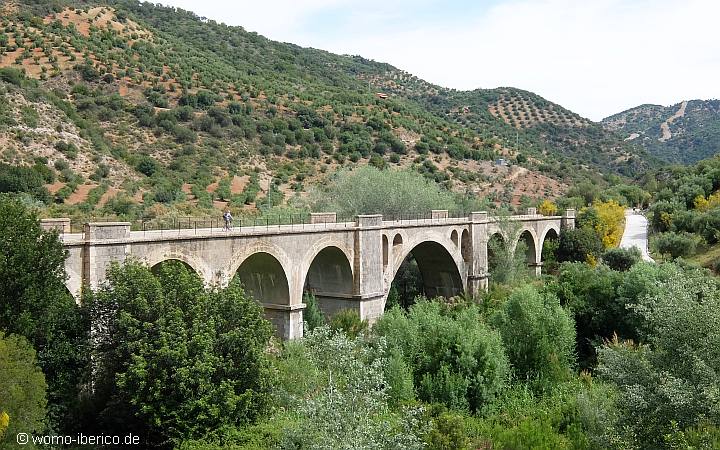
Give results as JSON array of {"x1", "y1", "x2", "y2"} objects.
[
  {"x1": 492, "y1": 286, "x2": 576, "y2": 383},
  {"x1": 0, "y1": 195, "x2": 89, "y2": 433},
  {"x1": 555, "y1": 228, "x2": 604, "y2": 264},
  {"x1": 375, "y1": 300, "x2": 509, "y2": 412},
  {"x1": 0, "y1": 332, "x2": 48, "y2": 449},
  {"x1": 602, "y1": 247, "x2": 641, "y2": 271},
  {"x1": 597, "y1": 265, "x2": 720, "y2": 448},
  {"x1": 87, "y1": 260, "x2": 274, "y2": 446},
  {"x1": 309, "y1": 166, "x2": 458, "y2": 217}
]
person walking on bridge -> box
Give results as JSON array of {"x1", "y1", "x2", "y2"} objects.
[{"x1": 223, "y1": 209, "x2": 233, "y2": 231}]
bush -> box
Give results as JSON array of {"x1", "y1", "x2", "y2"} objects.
[
  {"x1": 87, "y1": 261, "x2": 274, "y2": 446},
  {"x1": 374, "y1": 301, "x2": 509, "y2": 412},
  {"x1": 556, "y1": 228, "x2": 604, "y2": 264},
  {"x1": 492, "y1": 286, "x2": 576, "y2": 383},
  {"x1": 602, "y1": 247, "x2": 641, "y2": 271},
  {"x1": 652, "y1": 231, "x2": 703, "y2": 259},
  {"x1": 0, "y1": 332, "x2": 48, "y2": 446},
  {"x1": 597, "y1": 265, "x2": 720, "y2": 448},
  {"x1": 329, "y1": 309, "x2": 368, "y2": 338}
]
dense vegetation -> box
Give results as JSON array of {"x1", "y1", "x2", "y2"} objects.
[{"x1": 2, "y1": 189, "x2": 720, "y2": 449}]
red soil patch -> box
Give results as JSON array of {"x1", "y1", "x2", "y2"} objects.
[
  {"x1": 66, "y1": 183, "x2": 95, "y2": 205},
  {"x1": 97, "y1": 187, "x2": 119, "y2": 207},
  {"x1": 206, "y1": 181, "x2": 219, "y2": 194},
  {"x1": 231, "y1": 175, "x2": 249, "y2": 194},
  {"x1": 45, "y1": 181, "x2": 66, "y2": 194}
]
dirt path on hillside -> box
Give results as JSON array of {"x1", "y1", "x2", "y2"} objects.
[{"x1": 659, "y1": 100, "x2": 688, "y2": 142}]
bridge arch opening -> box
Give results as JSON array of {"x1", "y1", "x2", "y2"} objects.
[
  {"x1": 233, "y1": 252, "x2": 290, "y2": 305},
  {"x1": 382, "y1": 235, "x2": 389, "y2": 270},
  {"x1": 451, "y1": 229, "x2": 459, "y2": 247},
  {"x1": 518, "y1": 230, "x2": 537, "y2": 267},
  {"x1": 150, "y1": 259, "x2": 202, "y2": 281},
  {"x1": 540, "y1": 227, "x2": 560, "y2": 274},
  {"x1": 387, "y1": 241, "x2": 463, "y2": 310},
  {"x1": 303, "y1": 246, "x2": 354, "y2": 318},
  {"x1": 487, "y1": 232, "x2": 506, "y2": 279}
]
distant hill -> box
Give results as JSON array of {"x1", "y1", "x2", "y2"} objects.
[
  {"x1": 602, "y1": 99, "x2": 720, "y2": 164},
  {"x1": 0, "y1": 0, "x2": 653, "y2": 215}
]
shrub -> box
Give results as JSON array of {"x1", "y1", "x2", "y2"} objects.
[
  {"x1": 375, "y1": 301, "x2": 509, "y2": 412},
  {"x1": 602, "y1": 247, "x2": 641, "y2": 271},
  {"x1": 0, "y1": 332, "x2": 48, "y2": 446},
  {"x1": 652, "y1": 231, "x2": 703, "y2": 259},
  {"x1": 88, "y1": 261, "x2": 274, "y2": 446},
  {"x1": 556, "y1": 228, "x2": 603, "y2": 264},
  {"x1": 302, "y1": 292, "x2": 324, "y2": 332},
  {"x1": 492, "y1": 286, "x2": 576, "y2": 383},
  {"x1": 329, "y1": 309, "x2": 368, "y2": 338},
  {"x1": 597, "y1": 265, "x2": 720, "y2": 448}
]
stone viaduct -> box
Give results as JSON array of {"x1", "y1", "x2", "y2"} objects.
[{"x1": 47, "y1": 209, "x2": 575, "y2": 340}]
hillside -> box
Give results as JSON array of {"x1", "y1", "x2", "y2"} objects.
[
  {"x1": 602, "y1": 99, "x2": 720, "y2": 164},
  {"x1": 0, "y1": 0, "x2": 652, "y2": 219}
]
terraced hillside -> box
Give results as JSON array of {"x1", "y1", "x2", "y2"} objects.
[
  {"x1": 603, "y1": 99, "x2": 720, "y2": 164},
  {"x1": 0, "y1": 0, "x2": 652, "y2": 221}
]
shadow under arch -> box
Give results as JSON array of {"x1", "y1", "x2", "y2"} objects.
[
  {"x1": 303, "y1": 246, "x2": 354, "y2": 318},
  {"x1": 150, "y1": 258, "x2": 201, "y2": 279},
  {"x1": 233, "y1": 252, "x2": 290, "y2": 306},
  {"x1": 540, "y1": 227, "x2": 560, "y2": 273},
  {"x1": 387, "y1": 240, "x2": 463, "y2": 310},
  {"x1": 517, "y1": 229, "x2": 538, "y2": 267}
]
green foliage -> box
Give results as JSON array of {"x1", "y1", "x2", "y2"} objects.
[
  {"x1": 302, "y1": 292, "x2": 325, "y2": 332},
  {"x1": 87, "y1": 260, "x2": 274, "y2": 446},
  {"x1": 0, "y1": 196, "x2": 89, "y2": 433},
  {"x1": 310, "y1": 166, "x2": 459, "y2": 217},
  {"x1": 375, "y1": 301, "x2": 509, "y2": 412},
  {"x1": 0, "y1": 332, "x2": 48, "y2": 448},
  {"x1": 273, "y1": 326, "x2": 424, "y2": 449},
  {"x1": 597, "y1": 264, "x2": 720, "y2": 448},
  {"x1": 555, "y1": 227, "x2": 604, "y2": 264},
  {"x1": 0, "y1": 163, "x2": 51, "y2": 202},
  {"x1": 492, "y1": 286, "x2": 576, "y2": 383},
  {"x1": 328, "y1": 308, "x2": 368, "y2": 338},
  {"x1": 603, "y1": 246, "x2": 641, "y2": 271},
  {"x1": 652, "y1": 231, "x2": 704, "y2": 259}
]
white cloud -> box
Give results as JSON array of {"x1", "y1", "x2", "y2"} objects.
[{"x1": 157, "y1": 0, "x2": 720, "y2": 120}]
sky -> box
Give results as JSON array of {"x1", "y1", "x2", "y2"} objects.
[{"x1": 157, "y1": 0, "x2": 720, "y2": 121}]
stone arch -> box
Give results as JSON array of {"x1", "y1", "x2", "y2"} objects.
[
  {"x1": 387, "y1": 235, "x2": 464, "y2": 309},
  {"x1": 303, "y1": 245, "x2": 355, "y2": 317},
  {"x1": 393, "y1": 233, "x2": 403, "y2": 247},
  {"x1": 451, "y1": 229, "x2": 459, "y2": 247},
  {"x1": 540, "y1": 224, "x2": 561, "y2": 252},
  {"x1": 516, "y1": 229, "x2": 538, "y2": 265},
  {"x1": 460, "y1": 229, "x2": 471, "y2": 262},
  {"x1": 234, "y1": 252, "x2": 291, "y2": 305},
  {"x1": 143, "y1": 251, "x2": 214, "y2": 285},
  {"x1": 487, "y1": 231, "x2": 506, "y2": 273}
]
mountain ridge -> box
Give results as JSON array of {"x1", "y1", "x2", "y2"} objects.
[{"x1": 0, "y1": 0, "x2": 652, "y2": 216}]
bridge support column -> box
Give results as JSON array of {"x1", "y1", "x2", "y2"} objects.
[
  {"x1": 355, "y1": 215, "x2": 385, "y2": 324},
  {"x1": 83, "y1": 222, "x2": 131, "y2": 290},
  {"x1": 562, "y1": 209, "x2": 576, "y2": 230},
  {"x1": 262, "y1": 303, "x2": 305, "y2": 340},
  {"x1": 469, "y1": 212, "x2": 491, "y2": 294},
  {"x1": 529, "y1": 262, "x2": 543, "y2": 277}
]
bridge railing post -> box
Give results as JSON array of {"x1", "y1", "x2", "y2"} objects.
[{"x1": 562, "y1": 209, "x2": 576, "y2": 229}]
